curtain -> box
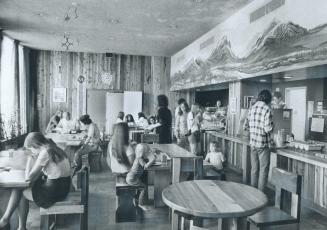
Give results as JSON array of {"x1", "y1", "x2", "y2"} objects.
[{"x1": 0, "y1": 36, "x2": 17, "y2": 139}]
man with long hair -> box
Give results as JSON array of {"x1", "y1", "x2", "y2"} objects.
[{"x1": 244, "y1": 90, "x2": 275, "y2": 192}]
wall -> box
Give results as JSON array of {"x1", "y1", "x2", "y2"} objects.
[
  {"x1": 170, "y1": 0, "x2": 327, "y2": 90},
  {"x1": 34, "y1": 51, "x2": 192, "y2": 132},
  {"x1": 272, "y1": 78, "x2": 325, "y2": 138}
]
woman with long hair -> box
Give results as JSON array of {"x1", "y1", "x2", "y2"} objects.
[
  {"x1": 175, "y1": 101, "x2": 190, "y2": 149},
  {"x1": 156, "y1": 94, "x2": 172, "y2": 144},
  {"x1": 108, "y1": 122, "x2": 135, "y2": 174},
  {"x1": 0, "y1": 132, "x2": 71, "y2": 230}
]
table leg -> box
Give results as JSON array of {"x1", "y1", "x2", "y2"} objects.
[
  {"x1": 242, "y1": 144, "x2": 251, "y2": 185},
  {"x1": 172, "y1": 158, "x2": 181, "y2": 184},
  {"x1": 154, "y1": 170, "x2": 170, "y2": 207},
  {"x1": 217, "y1": 218, "x2": 223, "y2": 230},
  {"x1": 171, "y1": 209, "x2": 179, "y2": 230},
  {"x1": 227, "y1": 218, "x2": 243, "y2": 230}
]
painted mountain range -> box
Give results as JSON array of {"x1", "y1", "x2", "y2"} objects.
[{"x1": 171, "y1": 20, "x2": 327, "y2": 90}]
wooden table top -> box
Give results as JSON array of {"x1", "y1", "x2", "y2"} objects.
[
  {"x1": 0, "y1": 169, "x2": 29, "y2": 188},
  {"x1": 162, "y1": 180, "x2": 268, "y2": 218},
  {"x1": 150, "y1": 144, "x2": 198, "y2": 158},
  {"x1": 45, "y1": 133, "x2": 84, "y2": 146}
]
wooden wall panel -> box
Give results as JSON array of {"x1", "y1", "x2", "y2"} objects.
[{"x1": 34, "y1": 51, "x2": 193, "y2": 132}]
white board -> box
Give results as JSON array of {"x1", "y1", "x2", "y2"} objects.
[
  {"x1": 123, "y1": 91, "x2": 142, "y2": 121},
  {"x1": 106, "y1": 92, "x2": 124, "y2": 134}
]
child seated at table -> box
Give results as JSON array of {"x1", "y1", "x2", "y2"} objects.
[
  {"x1": 204, "y1": 141, "x2": 226, "y2": 180},
  {"x1": 126, "y1": 143, "x2": 155, "y2": 209}
]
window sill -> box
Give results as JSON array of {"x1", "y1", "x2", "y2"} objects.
[{"x1": 0, "y1": 134, "x2": 27, "y2": 150}]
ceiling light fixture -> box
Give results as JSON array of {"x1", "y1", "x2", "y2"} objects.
[{"x1": 109, "y1": 19, "x2": 121, "y2": 24}]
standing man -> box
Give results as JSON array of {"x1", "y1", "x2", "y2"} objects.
[{"x1": 243, "y1": 90, "x2": 274, "y2": 192}]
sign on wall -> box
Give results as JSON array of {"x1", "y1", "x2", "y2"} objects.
[
  {"x1": 170, "y1": 0, "x2": 327, "y2": 90},
  {"x1": 53, "y1": 88, "x2": 67, "y2": 103}
]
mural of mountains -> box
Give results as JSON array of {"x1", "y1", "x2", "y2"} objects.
[{"x1": 171, "y1": 20, "x2": 327, "y2": 90}]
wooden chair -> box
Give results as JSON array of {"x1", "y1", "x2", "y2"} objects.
[
  {"x1": 115, "y1": 175, "x2": 143, "y2": 223},
  {"x1": 171, "y1": 156, "x2": 203, "y2": 184},
  {"x1": 247, "y1": 167, "x2": 302, "y2": 230},
  {"x1": 88, "y1": 146, "x2": 103, "y2": 172},
  {"x1": 40, "y1": 167, "x2": 89, "y2": 230}
]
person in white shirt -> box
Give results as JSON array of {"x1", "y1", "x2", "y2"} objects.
[
  {"x1": 116, "y1": 111, "x2": 125, "y2": 124},
  {"x1": 57, "y1": 112, "x2": 79, "y2": 133},
  {"x1": 187, "y1": 103, "x2": 203, "y2": 155},
  {"x1": 137, "y1": 112, "x2": 149, "y2": 128},
  {"x1": 204, "y1": 141, "x2": 225, "y2": 170},
  {"x1": 204, "y1": 141, "x2": 226, "y2": 180}
]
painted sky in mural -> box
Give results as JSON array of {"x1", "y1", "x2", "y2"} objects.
[{"x1": 170, "y1": 0, "x2": 327, "y2": 90}]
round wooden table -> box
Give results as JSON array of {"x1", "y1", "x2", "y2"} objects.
[{"x1": 162, "y1": 180, "x2": 268, "y2": 230}]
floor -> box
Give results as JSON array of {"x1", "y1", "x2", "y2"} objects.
[{"x1": 17, "y1": 169, "x2": 327, "y2": 230}]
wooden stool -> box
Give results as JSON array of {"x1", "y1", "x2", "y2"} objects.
[
  {"x1": 115, "y1": 175, "x2": 142, "y2": 223},
  {"x1": 40, "y1": 167, "x2": 89, "y2": 230}
]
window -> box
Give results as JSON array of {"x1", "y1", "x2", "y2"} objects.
[{"x1": 0, "y1": 35, "x2": 29, "y2": 140}]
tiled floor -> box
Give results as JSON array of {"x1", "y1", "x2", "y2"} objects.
[{"x1": 9, "y1": 169, "x2": 327, "y2": 229}]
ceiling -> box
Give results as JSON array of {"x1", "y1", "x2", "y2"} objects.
[{"x1": 0, "y1": 0, "x2": 251, "y2": 57}]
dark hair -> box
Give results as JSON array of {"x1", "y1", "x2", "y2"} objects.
[
  {"x1": 24, "y1": 132, "x2": 67, "y2": 163},
  {"x1": 117, "y1": 111, "x2": 125, "y2": 120},
  {"x1": 273, "y1": 91, "x2": 282, "y2": 99},
  {"x1": 257, "y1": 90, "x2": 272, "y2": 104},
  {"x1": 148, "y1": 116, "x2": 156, "y2": 124},
  {"x1": 111, "y1": 123, "x2": 130, "y2": 165},
  {"x1": 79, "y1": 114, "x2": 92, "y2": 125},
  {"x1": 178, "y1": 101, "x2": 190, "y2": 116},
  {"x1": 125, "y1": 114, "x2": 135, "y2": 122},
  {"x1": 209, "y1": 141, "x2": 219, "y2": 147},
  {"x1": 138, "y1": 112, "x2": 146, "y2": 119},
  {"x1": 177, "y1": 98, "x2": 186, "y2": 105},
  {"x1": 158, "y1": 94, "x2": 169, "y2": 107}
]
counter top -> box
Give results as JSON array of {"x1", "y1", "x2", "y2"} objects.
[
  {"x1": 274, "y1": 148, "x2": 327, "y2": 168},
  {"x1": 205, "y1": 131, "x2": 327, "y2": 168},
  {"x1": 205, "y1": 130, "x2": 250, "y2": 145}
]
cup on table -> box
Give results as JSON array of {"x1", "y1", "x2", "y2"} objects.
[{"x1": 161, "y1": 154, "x2": 167, "y2": 166}]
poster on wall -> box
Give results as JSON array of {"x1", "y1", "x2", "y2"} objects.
[
  {"x1": 53, "y1": 88, "x2": 67, "y2": 103},
  {"x1": 170, "y1": 0, "x2": 327, "y2": 90}
]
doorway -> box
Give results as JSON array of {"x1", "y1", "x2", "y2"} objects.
[{"x1": 285, "y1": 87, "x2": 307, "y2": 141}]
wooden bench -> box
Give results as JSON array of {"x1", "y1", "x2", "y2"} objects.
[
  {"x1": 88, "y1": 149, "x2": 102, "y2": 172},
  {"x1": 247, "y1": 167, "x2": 302, "y2": 230},
  {"x1": 40, "y1": 167, "x2": 89, "y2": 230},
  {"x1": 115, "y1": 175, "x2": 143, "y2": 223}
]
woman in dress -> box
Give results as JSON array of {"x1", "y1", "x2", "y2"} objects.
[
  {"x1": 73, "y1": 114, "x2": 101, "y2": 173},
  {"x1": 0, "y1": 132, "x2": 71, "y2": 230},
  {"x1": 175, "y1": 101, "x2": 190, "y2": 149},
  {"x1": 156, "y1": 94, "x2": 172, "y2": 144}
]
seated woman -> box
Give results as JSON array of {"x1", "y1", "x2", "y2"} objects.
[
  {"x1": 125, "y1": 114, "x2": 136, "y2": 127},
  {"x1": 45, "y1": 110, "x2": 63, "y2": 133},
  {"x1": 73, "y1": 115, "x2": 101, "y2": 174},
  {"x1": 57, "y1": 112, "x2": 79, "y2": 134},
  {"x1": 116, "y1": 111, "x2": 125, "y2": 124},
  {"x1": 137, "y1": 112, "x2": 149, "y2": 128},
  {"x1": 108, "y1": 122, "x2": 135, "y2": 175},
  {"x1": 0, "y1": 132, "x2": 71, "y2": 230}
]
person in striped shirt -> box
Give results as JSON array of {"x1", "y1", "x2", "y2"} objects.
[{"x1": 243, "y1": 90, "x2": 275, "y2": 192}]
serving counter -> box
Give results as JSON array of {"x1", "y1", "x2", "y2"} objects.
[{"x1": 204, "y1": 131, "x2": 327, "y2": 215}]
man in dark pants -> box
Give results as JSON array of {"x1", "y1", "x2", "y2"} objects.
[{"x1": 244, "y1": 90, "x2": 275, "y2": 192}]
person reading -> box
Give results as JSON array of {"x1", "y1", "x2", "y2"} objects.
[
  {"x1": 56, "y1": 112, "x2": 79, "y2": 133},
  {"x1": 0, "y1": 132, "x2": 71, "y2": 230}
]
